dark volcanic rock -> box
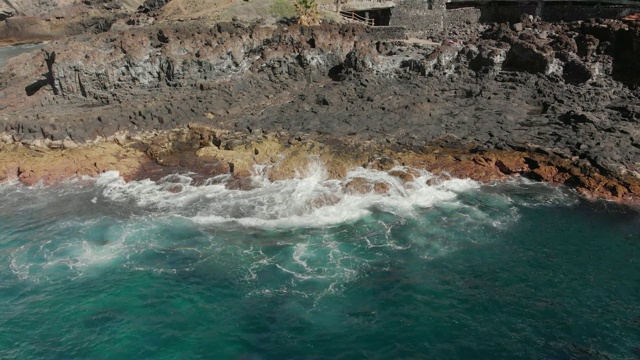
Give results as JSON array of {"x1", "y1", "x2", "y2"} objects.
[
  {"x1": 0, "y1": 10, "x2": 13, "y2": 21},
  {"x1": 503, "y1": 40, "x2": 554, "y2": 74},
  {"x1": 137, "y1": 0, "x2": 171, "y2": 14},
  {"x1": 0, "y1": 18, "x2": 639, "y2": 202}
]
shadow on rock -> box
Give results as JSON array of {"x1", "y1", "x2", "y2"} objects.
[
  {"x1": 25, "y1": 79, "x2": 49, "y2": 96},
  {"x1": 25, "y1": 50, "x2": 58, "y2": 96}
]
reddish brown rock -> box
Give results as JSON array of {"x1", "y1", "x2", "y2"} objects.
[
  {"x1": 374, "y1": 182, "x2": 390, "y2": 194},
  {"x1": 388, "y1": 170, "x2": 415, "y2": 183},
  {"x1": 369, "y1": 157, "x2": 396, "y2": 171},
  {"x1": 532, "y1": 165, "x2": 559, "y2": 182},
  {"x1": 344, "y1": 177, "x2": 390, "y2": 195},
  {"x1": 495, "y1": 155, "x2": 528, "y2": 175},
  {"x1": 225, "y1": 169, "x2": 254, "y2": 191},
  {"x1": 344, "y1": 177, "x2": 372, "y2": 194},
  {"x1": 609, "y1": 184, "x2": 628, "y2": 198}
]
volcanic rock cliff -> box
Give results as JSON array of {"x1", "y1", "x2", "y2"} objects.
[{"x1": 0, "y1": 7, "x2": 639, "y2": 203}]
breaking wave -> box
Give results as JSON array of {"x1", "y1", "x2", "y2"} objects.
[
  {"x1": 96, "y1": 162, "x2": 481, "y2": 228},
  {"x1": 1, "y1": 162, "x2": 577, "y2": 287}
]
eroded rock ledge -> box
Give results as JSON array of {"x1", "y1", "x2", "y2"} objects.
[
  {"x1": 1, "y1": 125, "x2": 638, "y2": 204},
  {"x1": 1, "y1": 18, "x2": 639, "y2": 204}
]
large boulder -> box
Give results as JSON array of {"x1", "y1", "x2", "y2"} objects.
[
  {"x1": 343, "y1": 41, "x2": 379, "y2": 72},
  {"x1": 503, "y1": 40, "x2": 557, "y2": 75},
  {"x1": 468, "y1": 43, "x2": 508, "y2": 74},
  {"x1": 137, "y1": 0, "x2": 171, "y2": 13}
]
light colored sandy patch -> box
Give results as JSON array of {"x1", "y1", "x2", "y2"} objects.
[
  {"x1": 119, "y1": 0, "x2": 146, "y2": 12},
  {"x1": 402, "y1": 37, "x2": 440, "y2": 46},
  {"x1": 158, "y1": 0, "x2": 339, "y2": 22},
  {"x1": 159, "y1": 0, "x2": 236, "y2": 20}
]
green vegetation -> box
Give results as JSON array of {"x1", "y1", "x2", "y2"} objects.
[
  {"x1": 271, "y1": 0, "x2": 296, "y2": 19},
  {"x1": 295, "y1": 0, "x2": 321, "y2": 25}
]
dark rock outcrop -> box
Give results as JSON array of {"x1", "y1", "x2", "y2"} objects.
[
  {"x1": 137, "y1": 0, "x2": 171, "y2": 14},
  {"x1": 0, "y1": 17, "x2": 639, "y2": 203}
]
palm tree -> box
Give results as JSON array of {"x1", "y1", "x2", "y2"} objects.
[{"x1": 295, "y1": 0, "x2": 321, "y2": 26}]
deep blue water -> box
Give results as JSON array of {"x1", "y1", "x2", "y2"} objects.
[{"x1": 0, "y1": 167, "x2": 638, "y2": 359}]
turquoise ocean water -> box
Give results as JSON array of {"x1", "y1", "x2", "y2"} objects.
[{"x1": 0, "y1": 164, "x2": 638, "y2": 359}]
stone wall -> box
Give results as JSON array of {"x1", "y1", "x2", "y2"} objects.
[
  {"x1": 389, "y1": 0, "x2": 480, "y2": 39},
  {"x1": 389, "y1": 0, "x2": 445, "y2": 38},
  {"x1": 389, "y1": 0, "x2": 640, "y2": 40},
  {"x1": 444, "y1": 7, "x2": 481, "y2": 30},
  {"x1": 369, "y1": 26, "x2": 408, "y2": 40}
]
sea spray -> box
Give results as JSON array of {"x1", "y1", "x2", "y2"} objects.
[
  {"x1": 96, "y1": 162, "x2": 481, "y2": 228},
  {"x1": 4, "y1": 162, "x2": 492, "y2": 285}
]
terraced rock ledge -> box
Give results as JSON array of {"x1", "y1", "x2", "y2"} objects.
[{"x1": 1, "y1": 12, "x2": 639, "y2": 204}]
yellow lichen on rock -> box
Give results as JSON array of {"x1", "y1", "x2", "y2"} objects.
[
  {"x1": 196, "y1": 136, "x2": 369, "y2": 181},
  {"x1": 0, "y1": 142, "x2": 147, "y2": 185}
]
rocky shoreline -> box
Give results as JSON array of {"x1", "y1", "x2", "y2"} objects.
[{"x1": 0, "y1": 8, "x2": 639, "y2": 204}]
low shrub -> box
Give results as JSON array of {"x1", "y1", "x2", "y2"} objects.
[{"x1": 271, "y1": 0, "x2": 296, "y2": 19}]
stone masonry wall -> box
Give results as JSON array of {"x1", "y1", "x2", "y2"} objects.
[
  {"x1": 389, "y1": 0, "x2": 445, "y2": 38},
  {"x1": 390, "y1": 0, "x2": 640, "y2": 40},
  {"x1": 390, "y1": 0, "x2": 480, "y2": 40},
  {"x1": 369, "y1": 26, "x2": 408, "y2": 40},
  {"x1": 444, "y1": 8, "x2": 481, "y2": 30}
]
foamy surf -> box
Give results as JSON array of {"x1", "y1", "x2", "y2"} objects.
[
  {"x1": 95, "y1": 162, "x2": 481, "y2": 229},
  {"x1": 2, "y1": 161, "x2": 577, "y2": 286}
]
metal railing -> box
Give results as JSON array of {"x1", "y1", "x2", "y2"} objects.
[{"x1": 339, "y1": 10, "x2": 376, "y2": 25}]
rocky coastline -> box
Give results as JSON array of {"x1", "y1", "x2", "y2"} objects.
[{"x1": 0, "y1": 3, "x2": 639, "y2": 204}]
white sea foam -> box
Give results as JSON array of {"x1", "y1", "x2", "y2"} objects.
[
  {"x1": 95, "y1": 162, "x2": 480, "y2": 229},
  {"x1": 3, "y1": 161, "x2": 531, "y2": 286},
  {"x1": 7, "y1": 215, "x2": 215, "y2": 282},
  {"x1": 482, "y1": 177, "x2": 580, "y2": 208},
  {"x1": 8, "y1": 217, "x2": 128, "y2": 283}
]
